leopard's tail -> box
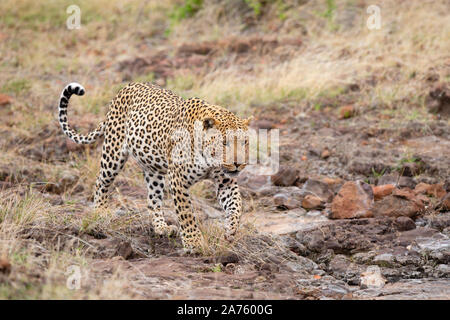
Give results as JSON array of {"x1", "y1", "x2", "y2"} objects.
[{"x1": 58, "y1": 82, "x2": 105, "y2": 144}]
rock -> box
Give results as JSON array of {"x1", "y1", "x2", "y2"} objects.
[
  {"x1": 0, "y1": 94, "x2": 12, "y2": 106},
  {"x1": 330, "y1": 181, "x2": 374, "y2": 219},
  {"x1": 338, "y1": 105, "x2": 355, "y2": 119},
  {"x1": 273, "y1": 193, "x2": 301, "y2": 210},
  {"x1": 270, "y1": 166, "x2": 298, "y2": 187},
  {"x1": 360, "y1": 266, "x2": 386, "y2": 288},
  {"x1": 442, "y1": 193, "x2": 450, "y2": 210},
  {"x1": 426, "y1": 82, "x2": 450, "y2": 118},
  {"x1": 301, "y1": 195, "x2": 324, "y2": 210},
  {"x1": 433, "y1": 264, "x2": 450, "y2": 277},
  {"x1": 400, "y1": 162, "x2": 422, "y2": 177},
  {"x1": 373, "y1": 253, "x2": 395, "y2": 267},
  {"x1": 395, "y1": 216, "x2": 416, "y2": 231},
  {"x1": 372, "y1": 184, "x2": 395, "y2": 200},
  {"x1": 60, "y1": 171, "x2": 79, "y2": 190},
  {"x1": 218, "y1": 252, "x2": 239, "y2": 266},
  {"x1": 328, "y1": 254, "x2": 363, "y2": 285},
  {"x1": 427, "y1": 184, "x2": 446, "y2": 199},
  {"x1": 414, "y1": 182, "x2": 431, "y2": 195},
  {"x1": 237, "y1": 172, "x2": 270, "y2": 191},
  {"x1": 321, "y1": 148, "x2": 331, "y2": 159},
  {"x1": 377, "y1": 174, "x2": 416, "y2": 189},
  {"x1": 301, "y1": 178, "x2": 334, "y2": 202},
  {"x1": 397, "y1": 176, "x2": 417, "y2": 189},
  {"x1": 115, "y1": 241, "x2": 134, "y2": 260},
  {"x1": 414, "y1": 182, "x2": 446, "y2": 199},
  {"x1": 251, "y1": 119, "x2": 276, "y2": 130},
  {"x1": 0, "y1": 257, "x2": 11, "y2": 275},
  {"x1": 372, "y1": 189, "x2": 424, "y2": 218}
]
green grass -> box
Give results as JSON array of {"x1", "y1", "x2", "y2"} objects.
[{"x1": 1, "y1": 79, "x2": 31, "y2": 95}]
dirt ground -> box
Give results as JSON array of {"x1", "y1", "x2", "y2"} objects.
[{"x1": 0, "y1": 0, "x2": 449, "y2": 299}]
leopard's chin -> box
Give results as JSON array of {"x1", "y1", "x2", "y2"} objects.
[{"x1": 224, "y1": 169, "x2": 240, "y2": 177}]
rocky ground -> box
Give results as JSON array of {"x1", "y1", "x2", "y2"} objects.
[{"x1": 0, "y1": 0, "x2": 449, "y2": 299}]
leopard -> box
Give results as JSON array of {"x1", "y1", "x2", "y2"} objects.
[{"x1": 58, "y1": 82, "x2": 251, "y2": 251}]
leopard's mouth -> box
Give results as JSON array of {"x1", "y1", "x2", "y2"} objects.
[{"x1": 223, "y1": 163, "x2": 246, "y2": 176}]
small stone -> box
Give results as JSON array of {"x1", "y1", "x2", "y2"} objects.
[
  {"x1": 427, "y1": 184, "x2": 446, "y2": 199},
  {"x1": 0, "y1": 257, "x2": 11, "y2": 275},
  {"x1": 302, "y1": 178, "x2": 334, "y2": 202},
  {"x1": 218, "y1": 252, "x2": 239, "y2": 266},
  {"x1": 270, "y1": 166, "x2": 298, "y2": 187},
  {"x1": 395, "y1": 216, "x2": 416, "y2": 231},
  {"x1": 301, "y1": 195, "x2": 324, "y2": 209},
  {"x1": 338, "y1": 105, "x2": 355, "y2": 119},
  {"x1": 114, "y1": 241, "x2": 134, "y2": 260},
  {"x1": 414, "y1": 182, "x2": 431, "y2": 195},
  {"x1": 0, "y1": 94, "x2": 12, "y2": 106},
  {"x1": 400, "y1": 162, "x2": 421, "y2": 177},
  {"x1": 373, "y1": 253, "x2": 395, "y2": 267},
  {"x1": 372, "y1": 184, "x2": 395, "y2": 200},
  {"x1": 330, "y1": 181, "x2": 374, "y2": 219},
  {"x1": 442, "y1": 193, "x2": 450, "y2": 210},
  {"x1": 415, "y1": 182, "x2": 446, "y2": 199},
  {"x1": 273, "y1": 193, "x2": 301, "y2": 210},
  {"x1": 321, "y1": 148, "x2": 331, "y2": 159},
  {"x1": 252, "y1": 119, "x2": 275, "y2": 130},
  {"x1": 60, "y1": 171, "x2": 79, "y2": 190},
  {"x1": 360, "y1": 266, "x2": 386, "y2": 288}
]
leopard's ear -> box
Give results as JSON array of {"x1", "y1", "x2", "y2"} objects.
[
  {"x1": 203, "y1": 118, "x2": 216, "y2": 130},
  {"x1": 243, "y1": 116, "x2": 254, "y2": 126}
]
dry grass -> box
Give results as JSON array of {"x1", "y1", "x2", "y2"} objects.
[{"x1": 0, "y1": 0, "x2": 448, "y2": 299}]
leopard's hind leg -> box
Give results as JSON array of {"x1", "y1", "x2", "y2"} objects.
[
  {"x1": 93, "y1": 119, "x2": 128, "y2": 209},
  {"x1": 144, "y1": 170, "x2": 177, "y2": 236}
]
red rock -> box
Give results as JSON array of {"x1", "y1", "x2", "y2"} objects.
[
  {"x1": 330, "y1": 181, "x2": 374, "y2": 219},
  {"x1": 0, "y1": 257, "x2": 11, "y2": 275},
  {"x1": 372, "y1": 184, "x2": 395, "y2": 200},
  {"x1": 414, "y1": 183, "x2": 446, "y2": 199},
  {"x1": 414, "y1": 182, "x2": 431, "y2": 195},
  {"x1": 442, "y1": 193, "x2": 450, "y2": 210},
  {"x1": 0, "y1": 94, "x2": 12, "y2": 106},
  {"x1": 427, "y1": 184, "x2": 446, "y2": 199},
  {"x1": 372, "y1": 188, "x2": 424, "y2": 218},
  {"x1": 338, "y1": 105, "x2": 355, "y2": 119},
  {"x1": 302, "y1": 195, "x2": 324, "y2": 209}
]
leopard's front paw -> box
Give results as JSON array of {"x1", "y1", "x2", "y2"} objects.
[
  {"x1": 224, "y1": 230, "x2": 236, "y2": 243},
  {"x1": 154, "y1": 224, "x2": 179, "y2": 237},
  {"x1": 181, "y1": 234, "x2": 203, "y2": 254}
]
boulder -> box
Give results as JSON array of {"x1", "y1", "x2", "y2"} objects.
[
  {"x1": 372, "y1": 188, "x2": 424, "y2": 218},
  {"x1": 330, "y1": 181, "x2": 374, "y2": 219},
  {"x1": 270, "y1": 166, "x2": 298, "y2": 187}
]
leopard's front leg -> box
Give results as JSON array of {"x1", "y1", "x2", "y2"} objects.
[
  {"x1": 210, "y1": 169, "x2": 242, "y2": 241},
  {"x1": 168, "y1": 164, "x2": 203, "y2": 252}
]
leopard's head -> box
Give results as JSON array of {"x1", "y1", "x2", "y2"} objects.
[{"x1": 189, "y1": 98, "x2": 252, "y2": 176}]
